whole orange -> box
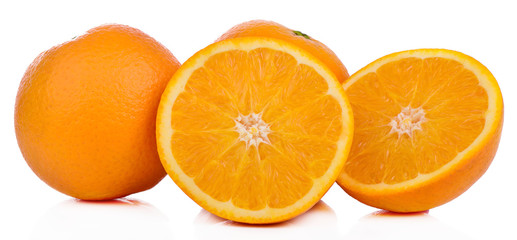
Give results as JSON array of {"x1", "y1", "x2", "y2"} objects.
[
  {"x1": 14, "y1": 24, "x2": 180, "y2": 200},
  {"x1": 217, "y1": 20, "x2": 349, "y2": 83}
]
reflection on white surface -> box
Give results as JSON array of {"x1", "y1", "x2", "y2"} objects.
[
  {"x1": 25, "y1": 197, "x2": 481, "y2": 240},
  {"x1": 344, "y1": 210, "x2": 474, "y2": 240},
  {"x1": 194, "y1": 201, "x2": 340, "y2": 240},
  {"x1": 30, "y1": 198, "x2": 173, "y2": 240}
]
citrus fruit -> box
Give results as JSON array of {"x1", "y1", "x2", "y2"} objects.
[
  {"x1": 156, "y1": 37, "x2": 354, "y2": 223},
  {"x1": 217, "y1": 20, "x2": 349, "y2": 83},
  {"x1": 336, "y1": 49, "x2": 503, "y2": 212},
  {"x1": 14, "y1": 24, "x2": 180, "y2": 200}
]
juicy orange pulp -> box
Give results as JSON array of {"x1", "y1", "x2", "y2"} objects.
[
  {"x1": 157, "y1": 38, "x2": 353, "y2": 223},
  {"x1": 337, "y1": 49, "x2": 503, "y2": 212},
  {"x1": 346, "y1": 57, "x2": 488, "y2": 184}
]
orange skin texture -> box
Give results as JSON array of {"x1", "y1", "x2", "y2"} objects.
[
  {"x1": 217, "y1": 20, "x2": 349, "y2": 83},
  {"x1": 15, "y1": 24, "x2": 180, "y2": 200},
  {"x1": 340, "y1": 115, "x2": 503, "y2": 212}
]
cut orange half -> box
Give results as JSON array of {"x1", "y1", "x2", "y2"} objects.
[
  {"x1": 156, "y1": 37, "x2": 353, "y2": 223},
  {"x1": 337, "y1": 49, "x2": 503, "y2": 212}
]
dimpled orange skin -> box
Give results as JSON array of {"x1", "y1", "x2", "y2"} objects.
[
  {"x1": 217, "y1": 20, "x2": 349, "y2": 83},
  {"x1": 14, "y1": 24, "x2": 180, "y2": 200}
]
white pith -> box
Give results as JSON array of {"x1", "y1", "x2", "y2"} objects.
[
  {"x1": 234, "y1": 112, "x2": 271, "y2": 148},
  {"x1": 389, "y1": 106, "x2": 426, "y2": 137}
]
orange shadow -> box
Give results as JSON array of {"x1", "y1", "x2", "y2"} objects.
[
  {"x1": 369, "y1": 209, "x2": 430, "y2": 217},
  {"x1": 72, "y1": 197, "x2": 145, "y2": 206}
]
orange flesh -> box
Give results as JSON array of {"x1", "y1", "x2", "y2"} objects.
[
  {"x1": 344, "y1": 57, "x2": 488, "y2": 185},
  {"x1": 169, "y1": 48, "x2": 342, "y2": 209}
]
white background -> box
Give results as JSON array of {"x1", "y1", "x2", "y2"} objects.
[{"x1": 1, "y1": 1, "x2": 516, "y2": 239}]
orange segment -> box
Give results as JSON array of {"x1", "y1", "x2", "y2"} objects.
[
  {"x1": 337, "y1": 49, "x2": 503, "y2": 212},
  {"x1": 261, "y1": 64, "x2": 329, "y2": 122},
  {"x1": 203, "y1": 50, "x2": 251, "y2": 114},
  {"x1": 270, "y1": 95, "x2": 343, "y2": 141},
  {"x1": 268, "y1": 132, "x2": 337, "y2": 178},
  {"x1": 231, "y1": 146, "x2": 267, "y2": 210},
  {"x1": 170, "y1": 92, "x2": 235, "y2": 132},
  {"x1": 247, "y1": 48, "x2": 298, "y2": 112},
  {"x1": 375, "y1": 57, "x2": 422, "y2": 106},
  {"x1": 156, "y1": 37, "x2": 353, "y2": 223},
  {"x1": 171, "y1": 131, "x2": 238, "y2": 177},
  {"x1": 261, "y1": 144, "x2": 313, "y2": 208},
  {"x1": 184, "y1": 67, "x2": 239, "y2": 116}
]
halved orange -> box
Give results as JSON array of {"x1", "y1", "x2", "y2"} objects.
[
  {"x1": 156, "y1": 37, "x2": 353, "y2": 223},
  {"x1": 337, "y1": 49, "x2": 503, "y2": 212}
]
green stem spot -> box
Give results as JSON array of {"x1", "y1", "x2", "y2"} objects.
[{"x1": 293, "y1": 30, "x2": 311, "y2": 40}]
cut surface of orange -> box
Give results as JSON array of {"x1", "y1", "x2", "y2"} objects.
[
  {"x1": 156, "y1": 37, "x2": 353, "y2": 223},
  {"x1": 337, "y1": 49, "x2": 503, "y2": 212}
]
